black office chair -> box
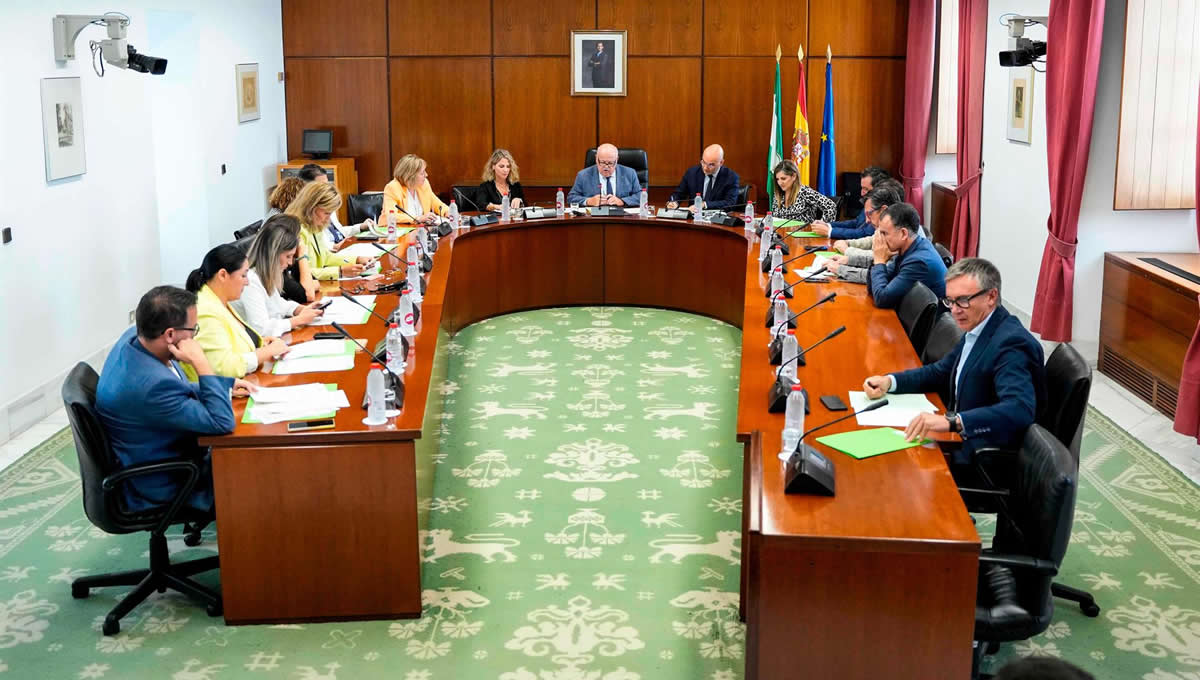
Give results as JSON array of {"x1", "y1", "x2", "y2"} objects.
[
  {"x1": 583, "y1": 147, "x2": 649, "y2": 187},
  {"x1": 935, "y1": 242, "x2": 954, "y2": 268},
  {"x1": 62, "y1": 363, "x2": 222, "y2": 636},
  {"x1": 967, "y1": 424, "x2": 1078, "y2": 679},
  {"x1": 837, "y1": 171, "x2": 863, "y2": 220},
  {"x1": 450, "y1": 185, "x2": 481, "y2": 211},
  {"x1": 233, "y1": 220, "x2": 262, "y2": 241},
  {"x1": 897, "y1": 283, "x2": 939, "y2": 355},
  {"x1": 921, "y1": 312, "x2": 963, "y2": 365},
  {"x1": 346, "y1": 192, "x2": 384, "y2": 225},
  {"x1": 231, "y1": 233, "x2": 257, "y2": 255}
]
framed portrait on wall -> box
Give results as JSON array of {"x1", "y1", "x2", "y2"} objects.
[
  {"x1": 236, "y1": 63, "x2": 261, "y2": 123},
  {"x1": 40, "y1": 77, "x2": 86, "y2": 181},
  {"x1": 571, "y1": 30, "x2": 627, "y2": 96},
  {"x1": 1006, "y1": 66, "x2": 1034, "y2": 144}
]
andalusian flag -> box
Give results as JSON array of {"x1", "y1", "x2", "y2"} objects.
[
  {"x1": 767, "y1": 46, "x2": 784, "y2": 210},
  {"x1": 816, "y1": 46, "x2": 837, "y2": 197},
  {"x1": 792, "y1": 45, "x2": 811, "y2": 184}
]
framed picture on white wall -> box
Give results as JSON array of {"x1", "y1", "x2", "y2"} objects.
[
  {"x1": 40, "y1": 77, "x2": 86, "y2": 181},
  {"x1": 571, "y1": 30, "x2": 627, "y2": 96},
  {"x1": 236, "y1": 63, "x2": 260, "y2": 123},
  {"x1": 1006, "y1": 66, "x2": 1034, "y2": 144}
]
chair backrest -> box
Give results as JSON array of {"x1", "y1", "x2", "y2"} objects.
[
  {"x1": 583, "y1": 147, "x2": 649, "y2": 186},
  {"x1": 992, "y1": 424, "x2": 1078, "y2": 630},
  {"x1": 231, "y1": 233, "x2": 257, "y2": 255},
  {"x1": 233, "y1": 220, "x2": 262, "y2": 241},
  {"x1": 61, "y1": 362, "x2": 126, "y2": 534},
  {"x1": 920, "y1": 312, "x2": 963, "y2": 365},
  {"x1": 934, "y1": 242, "x2": 954, "y2": 268},
  {"x1": 897, "y1": 282, "x2": 939, "y2": 353},
  {"x1": 1039, "y1": 343, "x2": 1092, "y2": 462},
  {"x1": 347, "y1": 192, "x2": 384, "y2": 225},
  {"x1": 450, "y1": 185, "x2": 481, "y2": 211},
  {"x1": 726, "y1": 184, "x2": 754, "y2": 212},
  {"x1": 837, "y1": 171, "x2": 863, "y2": 220}
]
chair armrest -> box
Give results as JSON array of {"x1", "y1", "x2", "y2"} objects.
[
  {"x1": 980, "y1": 552, "x2": 1059, "y2": 576},
  {"x1": 958, "y1": 486, "x2": 1010, "y2": 499},
  {"x1": 973, "y1": 446, "x2": 1016, "y2": 465},
  {"x1": 102, "y1": 460, "x2": 202, "y2": 534}
]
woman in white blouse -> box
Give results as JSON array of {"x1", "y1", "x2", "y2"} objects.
[{"x1": 233, "y1": 215, "x2": 325, "y2": 337}]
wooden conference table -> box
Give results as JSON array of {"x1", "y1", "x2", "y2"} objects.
[{"x1": 199, "y1": 213, "x2": 979, "y2": 678}]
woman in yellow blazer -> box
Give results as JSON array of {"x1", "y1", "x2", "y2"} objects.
[
  {"x1": 382, "y1": 154, "x2": 449, "y2": 225},
  {"x1": 285, "y1": 182, "x2": 375, "y2": 281},
  {"x1": 185, "y1": 244, "x2": 289, "y2": 379}
]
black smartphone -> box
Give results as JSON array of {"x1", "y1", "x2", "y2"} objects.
[
  {"x1": 819, "y1": 394, "x2": 848, "y2": 411},
  {"x1": 312, "y1": 332, "x2": 342, "y2": 340},
  {"x1": 314, "y1": 298, "x2": 334, "y2": 310},
  {"x1": 287, "y1": 418, "x2": 335, "y2": 432}
]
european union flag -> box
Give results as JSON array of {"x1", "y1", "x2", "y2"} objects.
[{"x1": 816, "y1": 59, "x2": 836, "y2": 197}]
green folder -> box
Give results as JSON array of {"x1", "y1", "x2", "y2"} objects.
[
  {"x1": 788, "y1": 231, "x2": 823, "y2": 238},
  {"x1": 815, "y1": 428, "x2": 929, "y2": 460},
  {"x1": 242, "y1": 383, "x2": 339, "y2": 424},
  {"x1": 772, "y1": 219, "x2": 821, "y2": 238}
]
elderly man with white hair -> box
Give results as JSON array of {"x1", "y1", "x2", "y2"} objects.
[
  {"x1": 567, "y1": 143, "x2": 642, "y2": 207},
  {"x1": 666, "y1": 144, "x2": 741, "y2": 212}
]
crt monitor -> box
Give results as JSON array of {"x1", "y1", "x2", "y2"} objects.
[{"x1": 302, "y1": 129, "x2": 333, "y2": 159}]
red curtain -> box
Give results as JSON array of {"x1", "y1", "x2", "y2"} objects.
[
  {"x1": 901, "y1": 0, "x2": 936, "y2": 221},
  {"x1": 948, "y1": 0, "x2": 988, "y2": 259},
  {"x1": 1173, "y1": 83, "x2": 1200, "y2": 440},
  {"x1": 1028, "y1": 0, "x2": 1107, "y2": 342}
]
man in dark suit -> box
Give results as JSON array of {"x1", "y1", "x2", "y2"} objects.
[
  {"x1": 587, "y1": 42, "x2": 613, "y2": 88},
  {"x1": 666, "y1": 144, "x2": 741, "y2": 212},
  {"x1": 863, "y1": 257, "x2": 1046, "y2": 472},
  {"x1": 866, "y1": 202, "x2": 948, "y2": 308},
  {"x1": 96, "y1": 286, "x2": 253, "y2": 512},
  {"x1": 810, "y1": 166, "x2": 891, "y2": 238}
]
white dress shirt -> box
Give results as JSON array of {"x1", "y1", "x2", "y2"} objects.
[{"x1": 231, "y1": 268, "x2": 301, "y2": 338}]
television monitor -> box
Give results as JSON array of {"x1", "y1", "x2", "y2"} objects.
[{"x1": 302, "y1": 129, "x2": 333, "y2": 159}]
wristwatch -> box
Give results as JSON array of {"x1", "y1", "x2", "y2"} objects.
[{"x1": 946, "y1": 411, "x2": 961, "y2": 433}]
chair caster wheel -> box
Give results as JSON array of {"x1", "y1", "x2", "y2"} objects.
[
  {"x1": 102, "y1": 618, "x2": 120, "y2": 636},
  {"x1": 206, "y1": 603, "x2": 223, "y2": 617},
  {"x1": 71, "y1": 584, "x2": 89, "y2": 599},
  {"x1": 183, "y1": 532, "x2": 203, "y2": 547},
  {"x1": 1081, "y1": 603, "x2": 1100, "y2": 617}
]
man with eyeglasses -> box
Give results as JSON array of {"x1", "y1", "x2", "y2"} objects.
[
  {"x1": 567, "y1": 143, "x2": 642, "y2": 208},
  {"x1": 822, "y1": 181, "x2": 906, "y2": 283},
  {"x1": 854, "y1": 202, "x2": 946, "y2": 309},
  {"x1": 97, "y1": 286, "x2": 254, "y2": 512},
  {"x1": 809, "y1": 166, "x2": 891, "y2": 238},
  {"x1": 862, "y1": 258, "x2": 1046, "y2": 477},
  {"x1": 666, "y1": 144, "x2": 740, "y2": 213}
]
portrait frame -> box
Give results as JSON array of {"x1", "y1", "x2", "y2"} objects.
[
  {"x1": 40, "y1": 77, "x2": 86, "y2": 181},
  {"x1": 236, "y1": 63, "x2": 261, "y2": 123},
  {"x1": 1006, "y1": 66, "x2": 1034, "y2": 144},
  {"x1": 571, "y1": 30, "x2": 627, "y2": 96}
]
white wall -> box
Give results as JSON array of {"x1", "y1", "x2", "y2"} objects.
[{"x1": 0, "y1": 2, "x2": 285, "y2": 442}]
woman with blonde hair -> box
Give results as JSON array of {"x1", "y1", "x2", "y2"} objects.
[
  {"x1": 477, "y1": 149, "x2": 525, "y2": 212},
  {"x1": 232, "y1": 215, "x2": 326, "y2": 338},
  {"x1": 382, "y1": 154, "x2": 449, "y2": 225},
  {"x1": 771, "y1": 159, "x2": 836, "y2": 225},
  {"x1": 285, "y1": 182, "x2": 375, "y2": 281}
]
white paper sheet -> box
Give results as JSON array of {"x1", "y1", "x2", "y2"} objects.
[
  {"x1": 308, "y1": 296, "x2": 376, "y2": 325},
  {"x1": 283, "y1": 340, "x2": 354, "y2": 360},
  {"x1": 338, "y1": 242, "x2": 399, "y2": 259},
  {"x1": 847, "y1": 391, "x2": 939, "y2": 427},
  {"x1": 271, "y1": 354, "x2": 356, "y2": 375}
]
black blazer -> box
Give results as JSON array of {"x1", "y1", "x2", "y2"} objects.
[
  {"x1": 669, "y1": 165, "x2": 740, "y2": 210},
  {"x1": 476, "y1": 181, "x2": 526, "y2": 210}
]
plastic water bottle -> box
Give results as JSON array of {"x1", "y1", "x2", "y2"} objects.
[
  {"x1": 772, "y1": 294, "x2": 789, "y2": 337},
  {"x1": 407, "y1": 262, "x2": 423, "y2": 303},
  {"x1": 406, "y1": 244, "x2": 418, "y2": 265},
  {"x1": 555, "y1": 188, "x2": 565, "y2": 217},
  {"x1": 770, "y1": 245, "x2": 783, "y2": 271},
  {"x1": 693, "y1": 193, "x2": 704, "y2": 222},
  {"x1": 759, "y1": 219, "x2": 773, "y2": 259},
  {"x1": 763, "y1": 211, "x2": 774, "y2": 240},
  {"x1": 781, "y1": 384, "x2": 806, "y2": 455},
  {"x1": 386, "y1": 323, "x2": 406, "y2": 373},
  {"x1": 397, "y1": 291, "x2": 417, "y2": 337},
  {"x1": 779, "y1": 329, "x2": 799, "y2": 382},
  {"x1": 744, "y1": 201, "x2": 755, "y2": 229},
  {"x1": 770, "y1": 268, "x2": 785, "y2": 297},
  {"x1": 639, "y1": 188, "x2": 649, "y2": 218},
  {"x1": 364, "y1": 363, "x2": 387, "y2": 425},
  {"x1": 387, "y1": 210, "x2": 398, "y2": 243},
  {"x1": 501, "y1": 194, "x2": 511, "y2": 222},
  {"x1": 449, "y1": 200, "x2": 460, "y2": 227}
]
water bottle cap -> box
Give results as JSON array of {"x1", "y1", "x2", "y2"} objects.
[
  {"x1": 787, "y1": 329, "x2": 795, "y2": 334},
  {"x1": 695, "y1": 193, "x2": 701, "y2": 196},
  {"x1": 774, "y1": 245, "x2": 782, "y2": 250},
  {"x1": 775, "y1": 294, "x2": 785, "y2": 300},
  {"x1": 558, "y1": 187, "x2": 562, "y2": 191},
  {"x1": 791, "y1": 384, "x2": 804, "y2": 391},
  {"x1": 773, "y1": 267, "x2": 782, "y2": 272},
  {"x1": 389, "y1": 322, "x2": 398, "y2": 328},
  {"x1": 371, "y1": 363, "x2": 382, "y2": 369}
]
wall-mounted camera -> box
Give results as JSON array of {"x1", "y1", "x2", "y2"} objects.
[
  {"x1": 53, "y1": 13, "x2": 168, "y2": 76},
  {"x1": 998, "y1": 14, "x2": 1047, "y2": 68}
]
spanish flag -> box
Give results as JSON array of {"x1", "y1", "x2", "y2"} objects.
[{"x1": 792, "y1": 45, "x2": 811, "y2": 184}]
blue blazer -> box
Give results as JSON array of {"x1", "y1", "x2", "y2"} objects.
[
  {"x1": 668, "y1": 165, "x2": 740, "y2": 210},
  {"x1": 96, "y1": 327, "x2": 235, "y2": 511},
  {"x1": 868, "y1": 233, "x2": 948, "y2": 309},
  {"x1": 893, "y1": 305, "x2": 1046, "y2": 457},
  {"x1": 829, "y1": 211, "x2": 873, "y2": 239},
  {"x1": 567, "y1": 164, "x2": 642, "y2": 207}
]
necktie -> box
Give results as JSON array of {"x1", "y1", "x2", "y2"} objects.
[
  {"x1": 605, "y1": 177, "x2": 613, "y2": 197},
  {"x1": 703, "y1": 174, "x2": 712, "y2": 200}
]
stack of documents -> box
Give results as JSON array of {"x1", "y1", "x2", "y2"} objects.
[
  {"x1": 307, "y1": 295, "x2": 377, "y2": 326},
  {"x1": 796, "y1": 253, "x2": 835, "y2": 280},
  {"x1": 847, "y1": 391, "x2": 939, "y2": 427},
  {"x1": 243, "y1": 383, "x2": 349, "y2": 424},
  {"x1": 272, "y1": 338, "x2": 359, "y2": 375}
]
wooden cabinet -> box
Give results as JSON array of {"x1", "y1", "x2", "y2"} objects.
[
  {"x1": 929, "y1": 181, "x2": 957, "y2": 246},
  {"x1": 276, "y1": 157, "x2": 359, "y2": 224}
]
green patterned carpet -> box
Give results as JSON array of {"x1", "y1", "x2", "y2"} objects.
[{"x1": 0, "y1": 307, "x2": 1195, "y2": 679}]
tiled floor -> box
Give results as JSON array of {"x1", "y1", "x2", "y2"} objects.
[{"x1": 2, "y1": 375, "x2": 1198, "y2": 485}]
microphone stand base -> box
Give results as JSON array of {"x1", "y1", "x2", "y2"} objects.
[
  {"x1": 767, "y1": 376, "x2": 810, "y2": 414},
  {"x1": 436, "y1": 221, "x2": 453, "y2": 237},
  {"x1": 765, "y1": 310, "x2": 799, "y2": 328},
  {"x1": 783, "y1": 443, "x2": 836, "y2": 496},
  {"x1": 760, "y1": 257, "x2": 790, "y2": 274},
  {"x1": 470, "y1": 213, "x2": 499, "y2": 227},
  {"x1": 769, "y1": 337, "x2": 807, "y2": 365},
  {"x1": 360, "y1": 371, "x2": 406, "y2": 411},
  {"x1": 764, "y1": 287, "x2": 794, "y2": 299}
]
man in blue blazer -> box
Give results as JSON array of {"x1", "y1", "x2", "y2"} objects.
[
  {"x1": 866, "y1": 202, "x2": 947, "y2": 308},
  {"x1": 666, "y1": 144, "x2": 740, "y2": 212},
  {"x1": 810, "y1": 166, "x2": 891, "y2": 238},
  {"x1": 567, "y1": 143, "x2": 642, "y2": 207},
  {"x1": 863, "y1": 257, "x2": 1046, "y2": 467},
  {"x1": 96, "y1": 286, "x2": 250, "y2": 512}
]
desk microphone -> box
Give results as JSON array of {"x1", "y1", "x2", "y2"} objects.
[
  {"x1": 368, "y1": 241, "x2": 403, "y2": 269},
  {"x1": 782, "y1": 399, "x2": 889, "y2": 497},
  {"x1": 330, "y1": 321, "x2": 406, "y2": 410},
  {"x1": 337, "y1": 287, "x2": 411, "y2": 357},
  {"x1": 454, "y1": 187, "x2": 500, "y2": 228},
  {"x1": 768, "y1": 293, "x2": 837, "y2": 362},
  {"x1": 764, "y1": 273, "x2": 834, "y2": 326},
  {"x1": 767, "y1": 325, "x2": 846, "y2": 413}
]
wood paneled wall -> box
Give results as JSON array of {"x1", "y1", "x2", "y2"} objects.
[{"x1": 283, "y1": 0, "x2": 909, "y2": 196}]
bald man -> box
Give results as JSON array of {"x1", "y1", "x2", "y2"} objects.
[
  {"x1": 667, "y1": 144, "x2": 741, "y2": 212},
  {"x1": 567, "y1": 143, "x2": 643, "y2": 207}
]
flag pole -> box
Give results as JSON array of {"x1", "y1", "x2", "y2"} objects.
[
  {"x1": 776, "y1": 44, "x2": 781, "y2": 63},
  {"x1": 826, "y1": 44, "x2": 832, "y2": 63}
]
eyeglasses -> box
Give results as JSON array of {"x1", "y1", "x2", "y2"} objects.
[
  {"x1": 597, "y1": 160, "x2": 617, "y2": 167},
  {"x1": 940, "y1": 289, "x2": 993, "y2": 309},
  {"x1": 864, "y1": 206, "x2": 880, "y2": 215},
  {"x1": 700, "y1": 159, "x2": 721, "y2": 168},
  {"x1": 172, "y1": 324, "x2": 200, "y2": 335}
]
